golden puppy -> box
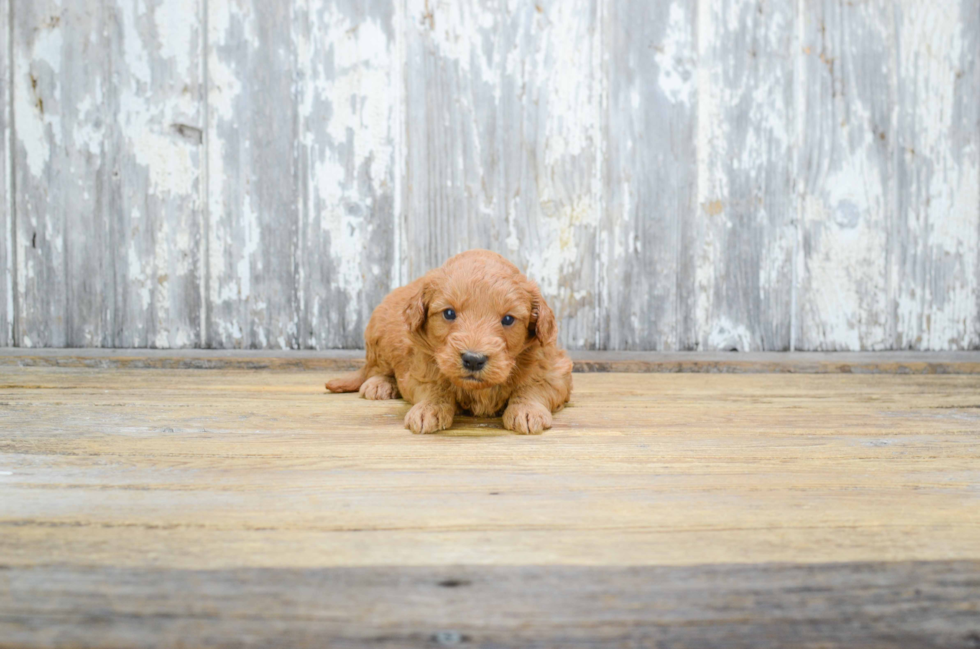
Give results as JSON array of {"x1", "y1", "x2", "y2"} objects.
[{"x1": 325, "y1": 250, "x2": 572, "y2": 434}]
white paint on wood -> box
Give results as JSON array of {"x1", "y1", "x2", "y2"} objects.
[
  {"x1": 799, "y1": 1, "x2": 894, "y2": 351},
  {"x1": 600, "y1": 0, "x2": 697, "y2": 350},
  {"x1": 404, "y1": 0, "x2": 600, "y2": 349},
  {"x1": 1, "y1": 0, "x2": 11, "y2": 347},
  {"x1": 14, "y1": 0, "x2": 101, "y2": 347},
  {"x1": 207, "y1": 0, "x2": 394, "y2": 350},
  {"x1": 695, "y1": 0, "x2": 796, "y2": 351},
  {"x1": 11, "y1": 0, "x2": 203, "y2": 349},
  {"x1": 3, "y1": 0, "x2": 979, "y2": 351},
  {"x1": 207, "y1": 0, "x2": 298, "y2": 349},
  {"x1": 507, "y1": 0, "x2": 601, "y2": 350},
  {"x1": 110, "y1": 0, "x2": 204, "y2": 348},
  {"x1": 299, "y1": 0, "x2": 396, "y2": 349},
  {"x1": 892, "y1": 0, "x2": 980, "y2": 350}
]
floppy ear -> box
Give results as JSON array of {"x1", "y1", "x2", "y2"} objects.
[
  {"x1": 404, "y1": 280, "x2": 431, "y2": 332},
  {"x1": 527, "y1": 281, "x2": 557, "y2": 346}
]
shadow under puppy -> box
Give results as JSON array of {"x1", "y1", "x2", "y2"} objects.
[{"x1": 325, "y1": 250, "x2": 572, "y2": 434}]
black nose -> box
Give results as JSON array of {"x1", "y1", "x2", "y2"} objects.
[{"x1": 461, "y1": 351, "x2": 488, "y2": 372}]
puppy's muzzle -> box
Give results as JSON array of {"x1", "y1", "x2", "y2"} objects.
[{"x1": 461, "y1": 351, "x2": 488, "y2": 372}]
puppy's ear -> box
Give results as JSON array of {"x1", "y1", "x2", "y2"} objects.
[
  {"x1": 404, "y1": 280, "x2": 431, "y2": 332},
  {"x1": 527, "y1": 281, "x2": 557, "y2": 346}
]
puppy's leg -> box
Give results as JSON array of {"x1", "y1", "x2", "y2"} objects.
[
  {"x1": 504, "y1": 351, "x2": 572, "y2": 435},
  {"x1": 359, "y1": 374, "x2": 400, "y2": 400},
  {"x1": 403, "y1": 385, "x2": 455, "y2": 434},
  {"x1": 503, "y1": 396, "x2": 553, "y2": 435},
  {"x1": 503, "y1": 376, "x2": 570, "y2": 435}
]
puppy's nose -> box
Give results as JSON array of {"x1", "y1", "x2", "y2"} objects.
[{"x1": 461, "y1": 351, "x2": 488, "y2": 372}]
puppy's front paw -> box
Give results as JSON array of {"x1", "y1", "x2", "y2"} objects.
[
  {"x1": 360, "y1": 375, "x2": 400, "y2": 400},
  {"x1": 404, "y1": 402, "x2": 454, "y2": 434},
  {"x1": 503, "y1": 402, "x2": 552, "y2": 435}
]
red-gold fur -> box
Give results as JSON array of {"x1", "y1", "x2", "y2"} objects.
[{"x1": 325, "y1": 250, "x2": 573, "y2": 434}]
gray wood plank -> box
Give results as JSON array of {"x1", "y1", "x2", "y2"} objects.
[
  {"x1": 402, "y1": 0, "x2": 500, "y2": 281},
  {"x1": 403, "y1": 0, "x2": 601, "y2": 349},
  {"x1": 2, "y1": 562, "x2": 979, "y2": 648},
  {"x1": 892, "y1": 0, "x2": 980, "y2": 350},
  {"x1": 12, "y1": 1, "x2": 109, "y2": 347},
  {"x1": 297, "y1": 0, "x2": 396, "y2": 349},
  {"x1": 694, "y1": 0, "x2": 796, "y2": 352},
  {"x1": 11, "y1": 0, "x2": 203, "y2": 349},
  {"x1": 4, "y1": 0, "x2": 979, "y2": 353},
  {"x1": 1, "y1": 0, "x2": 10, "y2": 347},
  {"x1": 797, "y1": 1, "x2": 894, "y2": 351},
  {"x1": 3, "y1": 347, "x2": 980, "y2": 374},
  {"x1": 206, "y1": 0, "x2": 300, "y2": 349},
  {"x1": 105, "y1": 0, "x2": 204, "y2": 348},
  {"x1": 600, "y1": 0, "x2": 697, "y2": 350}
]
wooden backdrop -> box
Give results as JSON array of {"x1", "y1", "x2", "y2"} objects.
[{"x1": 2, "y1": 0, "x2": 978, "y2": 351}]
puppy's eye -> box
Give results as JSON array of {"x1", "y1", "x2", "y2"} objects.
[
  {"x1": 501, "y1": 314, "x2": 515, "y2": 327},
  {"x1": 443, "y1": 308, "x2": 457, "y2": 321}
]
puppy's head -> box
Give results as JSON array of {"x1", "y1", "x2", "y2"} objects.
[{"x1": 404, "y1": 250, "x2": 556, "y2": 390}]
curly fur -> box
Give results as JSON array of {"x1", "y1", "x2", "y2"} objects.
[{"x1": 325, "y1": 250, "x2": 573, "y2": 434}]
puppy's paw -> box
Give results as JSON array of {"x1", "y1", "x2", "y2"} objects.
[
  {"x1": 503, "y1": 402, "x2": 552, "y2": 435},
  {"x1": 404, "y1": 402, "x2": 454, "y2": 434},
  {"x1": 360, "y1": 375, "x2": 400, "y2": 400}
]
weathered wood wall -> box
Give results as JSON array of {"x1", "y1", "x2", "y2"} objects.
[{"x1": 2, "y1": 0, "x2": 978, "y2": 350}]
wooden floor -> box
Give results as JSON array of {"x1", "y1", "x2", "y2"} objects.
[{"x1": 1, "y1": 359, "x2": 979, "y2": 647}]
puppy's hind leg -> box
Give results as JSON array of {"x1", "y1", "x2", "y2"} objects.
[{"x1": 360, "y1": 374, "x2": 400, "y2": 400}]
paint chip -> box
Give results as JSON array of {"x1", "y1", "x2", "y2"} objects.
[{"x1": 703, "y1": 200, "x2": 724, "y2": 216}]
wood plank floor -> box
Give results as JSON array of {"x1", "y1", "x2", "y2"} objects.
[{"x1": 1, "y1": 362, "x2": 979, "y2": 647}]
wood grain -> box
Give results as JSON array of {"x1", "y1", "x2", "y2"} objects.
[
  {"x1": 892, "y1": 0, "x2": 980, "y2": 350},
  {"x1": 4, "y1": 0, "x2": 980, "y2": 352},
  {"x1": 207, "y1": 0, "x2": 396, "y2": 350},
  {"x1": 600, "y1": 0, "x2": 697, "y2": 351},
  {"x1": 0, "y1": 0, "x2": 10, "y2": 348},
  {"x1": 403, "y1": 0, "x2": 601, "y2": 349},
  {"x1": 3, "y1": 562, "x2": 979, "y2": 648},
  {"x1": 4, "y1": 348, "x2": 980, "y2": 374},
  {"x1": 695, "y1": 0, "x2": 796, "y2": 352},
  {"x1": 298, "y1": 0, "x2": 396, "y2": 349},
  {"x1": 1, "y1": 365, "x2": 979, "y2": 646},
  {"x1": 798, "y1": 0, "x2": 894, "y2": 351},
  {"x1": 13, "y1": 0, "x2": 106, "y2": 347},
  {"x1": 206, "y1": 0, "x2": 300, "y2": 349},
  {"x1": 1, "y1": 368, "x2": 979, "y2": 569},
  {"x1": 11, "y1": 1, "x2": 203, "y2": 348},
  {"x1": 107, "y1": 0, "x2": 204, "y2": 348}
]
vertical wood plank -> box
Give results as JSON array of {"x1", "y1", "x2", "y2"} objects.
[
  {"x1": 501, "y1": 0, "x2": 601, "y2": 349},
  {"x1": 12, "y1": 0, "x2": 203, "y2": 349},
  {"x1": 891, "y1": 0, "x2": 980, "y2": 350},
  {"x1": 298, "y1": 0, "x2": 396, "y2": 349},
  {"x1": 13, "y1": 1, "x2": 108, "y2": 347},
  {"x1": 402, "y1": 0, "x2": 498, "y2": 281},
  {"x1": 695, "y1": 0, "x2": 796, "y2": 351},
  {"x1": 403, "y1": 0, "x2": 600, "y2": 349},
  {"x1": 107, "y1": 0, "x2": 204, "y2": 348},
  {"x1": 1, "y1": 0, "x2": 10, "y2": 347},
  {"x1": 797, "y1": 1, "x2": 894, "y2": 350},
  {"x1": 600, "y1": 0, "x2": 696, "y2": 350},
  {"x1": 207, "y1": 0, "x2": 299, "y2": 349}
]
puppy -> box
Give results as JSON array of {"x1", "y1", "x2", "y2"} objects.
[{"x1": 325, "y1": 250, "x2": 572, "y2": 434}]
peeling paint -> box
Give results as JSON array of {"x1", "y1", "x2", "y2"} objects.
[
  {"x1": 1, "y1": 0, "x2": 10, "y2": 347},
  {"x1": 308, "y1": 7, "x2": 393, "y2": 309},
  {"x1": 16, "y1": 49, "x2": 60, "y2": 178},
  {"x1": 800, "y1": 1, "x2": 894, "y2": 351},
  {"x1": 654, "y1": 2, "x2": 694, "y2": 105},
  {"x1": 892, "y1": 0, "x2": 980, "y2": 350},
  {"x1": 5, "y1": 0, "x2": 979, "y2": 352}
]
